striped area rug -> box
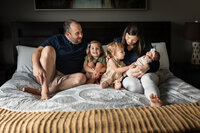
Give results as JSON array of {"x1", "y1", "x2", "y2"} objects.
[{"x1": 0, "y1": 102, "x2": 200, "y2": 133}]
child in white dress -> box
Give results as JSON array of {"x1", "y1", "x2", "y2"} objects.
[{"x1": 100, "y1": 42, "x2": 134, "y2": 90}]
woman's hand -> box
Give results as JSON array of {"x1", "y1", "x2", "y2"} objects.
[{"x1": 131, "y1": 64, "x2": 150, "y2": 78}]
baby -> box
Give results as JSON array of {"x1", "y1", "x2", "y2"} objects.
[{"x1": 126, "y1": 48, "x2": 160, "y2": 77}]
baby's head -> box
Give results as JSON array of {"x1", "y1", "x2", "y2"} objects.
[
  {"x1": 147, "y1": 48, "x2": 160, "y2": 61},
  {"x1": 106, "y1": 42, "x2": 125, "y2": 60},
  {"x1": 86, "y1": 40, "x2": 104, "y2": 61}
]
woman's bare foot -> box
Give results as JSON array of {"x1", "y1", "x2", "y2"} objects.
[
  {"x1": 22, "y1": 87, "x2": 41, "y2": 95},
  {"x1": 114, "y1": 81, "x2": 121, "y2": 90},
  {"x1": 149, "y1": 93, "x2": 162, "y2": 107},
  {"x1": 100, "y1": 81, "x2": 108, "y2": 89}
]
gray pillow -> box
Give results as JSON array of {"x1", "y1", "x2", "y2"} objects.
[{"x1": 16, "y1": 45, "x2": 36, "y2": 73}]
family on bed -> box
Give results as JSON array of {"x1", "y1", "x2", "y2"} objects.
[{"x1": 22, "y1": 19, "x2": 162, "y2": 107}]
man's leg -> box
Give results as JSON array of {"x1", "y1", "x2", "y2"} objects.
[
  {"x1": 49, "y1": 73, "x2": 86, "y2": 92},
  {"x1": 39, "y1": 46, "x2": 56, "y2": 99}
]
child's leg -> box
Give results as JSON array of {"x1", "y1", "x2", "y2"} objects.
[
  {"x1": 114, "y1": 81, "x2": 122, "y2": 90},
  {"x1": 86, "y1": 62, "x2": 96, "y2": 84},
  {"x1": 94, "y1": 62, "x2": 105, "y2": 83},
  {"x1": 22, "y1": 87, "x2": 41, "y2": 95}
]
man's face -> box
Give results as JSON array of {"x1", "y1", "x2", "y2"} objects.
[{"x1": 66, "y1": 22, "x2": 83, "y2": 44}]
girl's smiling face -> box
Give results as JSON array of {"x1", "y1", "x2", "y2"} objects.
[{"x1": 90, "y1": 43, "x2": 101, "y2": 59}]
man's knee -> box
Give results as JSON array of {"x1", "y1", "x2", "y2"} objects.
[
  {"x1": 41, "y1": 46, "x2": 56, "y2": 59},
  {"x1": 73, "y1": 73, "x2": 86, "y2": 85}
]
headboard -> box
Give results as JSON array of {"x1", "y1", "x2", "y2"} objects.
[{"x1": 11, "y1": 21, "x2": 171, "y2": 65}]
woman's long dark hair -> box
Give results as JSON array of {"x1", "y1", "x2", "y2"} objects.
[{"x1": 121, "y1": 23, "x2": 145, "y2": 56}]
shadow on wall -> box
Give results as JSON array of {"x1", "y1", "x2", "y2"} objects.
[
  {"x1": 171, "y1": 22, "x2": 192, "y2": 63},
  {"x1": 0, "y1": 22, "x2": 13, "y2": 65}
]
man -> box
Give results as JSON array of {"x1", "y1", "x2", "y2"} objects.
[{"x1": 23, "y1": 19, "x2": 87, "y2": 100}]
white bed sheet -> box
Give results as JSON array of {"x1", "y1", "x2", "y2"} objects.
[{"x1": 0, "y1": 69, "x2": 200, "y2": 112}]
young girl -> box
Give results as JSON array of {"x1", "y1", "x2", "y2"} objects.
[
  {"x1": 100, "y1": 42, "x2": 134, "y2": 90},
  {"x1": 84, "y1": 40, "x2": 106, "y2": 84}
]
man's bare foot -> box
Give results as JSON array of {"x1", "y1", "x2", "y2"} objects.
[
  {"x1": 114, "y1": 81, "x2": 121, "y2": 90},
  {"x1": 149, "y1": 93, "x2": 162, "y2": 107},
  {"x1": 22, "y1": 87, "x2": 41, "y2": 95},
  {"x1": 100, "y1": 81, "x2": 108, "y2": 89},
  {"x1": 41, "y1": 90, "x2": 50, "y2": 100}
]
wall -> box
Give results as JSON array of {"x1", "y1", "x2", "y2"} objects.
[{"x1": 0, "y1": 0, "x2": 200, "y2": 65}]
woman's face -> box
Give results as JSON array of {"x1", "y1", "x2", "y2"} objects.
[{"x1": 125, "y1": 33, "x2": 138, "y2": 46}]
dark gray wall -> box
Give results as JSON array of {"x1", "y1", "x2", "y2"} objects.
[{"x1": 0, "y1": 0, "x2": 200, "y2": 65}]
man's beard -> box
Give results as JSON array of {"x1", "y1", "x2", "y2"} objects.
[{"x1": 69, "y1": 36, "x2": 82, "y2": 44}]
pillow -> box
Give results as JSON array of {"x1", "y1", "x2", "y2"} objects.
[
  {"x1": 16, "y1": 45, "x2": 36, "y2": 73},
  {"x1": 151, "y1": 42, "x2": 170, "y2": 69},
  {"x1": 103, "y1": 42, "x2": 170, "y2": 69}
]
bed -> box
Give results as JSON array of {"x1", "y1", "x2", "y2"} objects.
[{"x1": 0, "y1": 21, "x2": 200, "y2": 133}]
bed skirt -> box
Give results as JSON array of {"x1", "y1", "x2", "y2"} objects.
[{"x1": 0, "y1": 102, "x2": 200, "y2": 133}]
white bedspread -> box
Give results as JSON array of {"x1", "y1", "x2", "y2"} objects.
[{"x1": 0, "y1": 69, "x2": 200, "y2": 112}]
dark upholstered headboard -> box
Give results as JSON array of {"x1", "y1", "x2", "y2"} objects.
[{"x1": 11, "y1": 21, "x2": 171, "y2": 65}]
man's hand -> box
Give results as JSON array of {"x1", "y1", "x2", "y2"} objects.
[
  {"x1": 131, "y1": 64, "x2": 150, "y2": 78},
  {"x1": 33, "y1": 66, "x2": 46, "y2": 85}
]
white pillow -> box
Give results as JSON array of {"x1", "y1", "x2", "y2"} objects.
[
  {"x1": 151, "y1": 42, "x2": 170, "y2": 69},
  {"x1": 16, "y1": 45, "x2": 36, "y2": 73}
]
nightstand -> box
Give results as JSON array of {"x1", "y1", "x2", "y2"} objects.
[
  {"x1": 0, "y1": 65, "x2": 15, "y2": 86},
  {"x1": 171, "y1": 63, "x2": 200, "y2": 89}
]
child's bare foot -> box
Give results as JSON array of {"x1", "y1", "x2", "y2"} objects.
[
  {"x1": 87, "y1": 78, "x2": 96, "y2": 84},
  {"x1": 100, "y1": 81, "x2": 108, "y2": 89},
  {"x1": 22, "y1": 87, "x2": 41, "y2": 95},
  {"x1": 114, "y1": 81, "x2": 121, "y2": 90},
  {"x1": 149, "y1": 93, "x2": 162, "y2": 107}
]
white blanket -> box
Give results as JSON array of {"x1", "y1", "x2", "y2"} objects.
[{"x1": 0, "y1": 69, "x2": 200, "y2": 112}]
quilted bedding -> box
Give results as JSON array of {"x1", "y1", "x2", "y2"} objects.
[{"x1": 0, "y1": 69, "x2": 200, "y2": 112}]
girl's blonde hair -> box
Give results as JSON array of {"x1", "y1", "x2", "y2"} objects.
[
  {"x1": 86, "y1": 40, "x2": 105, "y2": 62},
  {"x1": 106, "y1": 42, "x2": 124, "y2": 58}
]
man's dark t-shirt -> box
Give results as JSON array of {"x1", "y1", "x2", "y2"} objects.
[{"x1": 41, "y1": 34, "x2": 87, "y2": 74}]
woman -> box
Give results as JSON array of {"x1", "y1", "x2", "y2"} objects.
[{"x1": 114, "y1": 23, "x2": 162, "y2": 107}]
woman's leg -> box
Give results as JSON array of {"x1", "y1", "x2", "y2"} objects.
[
  {"x1": 141, "y1": 73, "x2": 162, "y2": 106},
  {"x1": 140, "y1": 73, "x2": 159, "y2": 99},
  {"x1": 122, "y1": 77, "x2": 143, "y2": 93}
]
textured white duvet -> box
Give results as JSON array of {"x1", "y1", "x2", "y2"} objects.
[{"x1": 0, "y1": 69, "x2": 200, "y2": 112}]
